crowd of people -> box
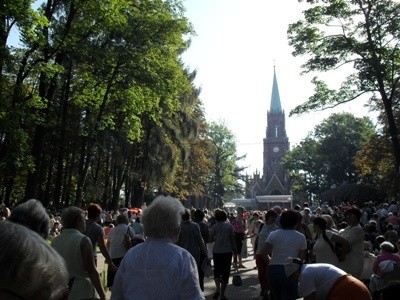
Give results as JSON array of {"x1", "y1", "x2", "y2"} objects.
[{"x1": 1, "y1": 198, "x2": 400, "y2": 299}]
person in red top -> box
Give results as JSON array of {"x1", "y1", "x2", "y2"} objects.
[
  {"x1": 387, "y1": 212, "x2": 400, "y2": 231},
  {"x1": 231, "y1": 206, "x2": 246, "y2": 268}
]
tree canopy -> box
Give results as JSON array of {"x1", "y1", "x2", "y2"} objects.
[
  {"x1": 282, "y1": 112, "x2": 375, "y2": 203},
  {"x1": 288, "y1": 0, "x2": 400, "y2": 183},
  {"x1": 0, "y1": 0, "x2": 218, "y2": 209},
  {"x1": 205, "y1": 122, "x2": 245, "y2": 208}
]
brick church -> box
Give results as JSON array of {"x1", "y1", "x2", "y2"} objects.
[{"x1": 243, "y1": 67, "x2": 293, "y2": 209}]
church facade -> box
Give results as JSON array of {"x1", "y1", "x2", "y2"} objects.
[{"x1": 244, "y1": 68, "x2": 292, "y2": 209}]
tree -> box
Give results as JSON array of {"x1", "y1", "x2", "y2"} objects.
[
  {"x1": 0, "y1": 0, "x2": 211, "y2": 209},
  {"x1": 354, "y1": 132, "x2": 400, "y2": 197},
  {"x1": 282, "y1": 137, "x2": 324, "y2": 203},
  {"x1": 205, "y1": 122, "x2": 245, "y2": 208},
  {"x1": 288, "y1": 0, "x2": 400, "y2": 182},
  {"x1": 282, "y1": 113, "x2": 375, "y2": 202}
]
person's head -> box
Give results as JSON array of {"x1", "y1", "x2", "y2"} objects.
[
  {"x1": 264, "y1": 209, "x2": 278, "y2": 224},
  {"x1": 280, "y1": 209, "x2": 299, "y2": 229},
  {"x1": 9, "y1": 199, "x2": 50, "y2": 239},
  {"x1": 345, "y1": 206, "x2": 362, "y2": 225},
  {"x1": 86, "y1": 203, "x2": 102, "y2": 220},
  {"x1": 374, "y1": 235, "x2": 386, "y2": 249},
  {"x1": 272, "y1": 206, "x2": 282, "y2": 215},
  {"x1": 322, "y1": 214, "x2": 335, "y2": 229},
  {"x1": 0, "y1": 221, "x2": 68, "y2": 300},
  {"x1": 193, "y1": 209, "x2": 205, "y2": 221},
  {"x1": 214, "y1": 209, "x2": 228, "y2": 222},
  {"x1": 313, "y1": 216, "x2": 328, "y2": 234},
  {"x1": 369, "y1": 220, "x2": 377, "y2": 228},
  {"x1": 61, "y1": 206, "x2": 86, "y2": 232},
  {"x1": 380, "y1": 241, "x2": 395, "y2": 253},
  {"x1": 116, "y1": 214, "x2": 129, "y2": 225},
  {"x1": 236, "y1": 206, "x2": 244, "y2": 218},
  {"x1": 141, "y1": 195, "x2": 185, "y2": 241},
  {"x1": 284, "y1": 257, "x2": 303, "y2": 279},
  {"x1": 181, "y1": 208, "x2": 191, "y2": 222}
]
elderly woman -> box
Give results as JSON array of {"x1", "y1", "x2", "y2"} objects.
[
  {"x1": 0, "y1": 221, "x2": 69, "y2": 300},
  {"x1": 369, "y1": 241, "x2": 400, "y2": 298},
  {"x1": 260, "y1": 209, "x2": 307, "y2": 300},
  {"x1": 9, "y1": 198, "x2": 51, "y2": 239},
  {"x1": 111, "y1": 196, "x2": 204, "y2": 300},
  {"x1": 338, "y1": 206, "x2": 365, "y2": 279},
  {"x1": 52, "y1": 206, "x2": 106, "y2": 300}
]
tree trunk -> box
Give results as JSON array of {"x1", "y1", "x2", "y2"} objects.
[{"x1": 382, "y1": 97, "x2": 400, "y2": 195}]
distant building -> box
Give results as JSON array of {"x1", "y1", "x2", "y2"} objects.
[{"x1": 245, "y1": 67, "x2": 292, "y2": 210}]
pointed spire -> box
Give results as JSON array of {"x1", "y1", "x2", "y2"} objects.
[{"x1": 270, "y1": 65, "x2": 282, "y2": 113}]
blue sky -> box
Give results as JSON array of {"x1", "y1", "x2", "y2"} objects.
[{"x1": 181, "y1": 0, "x2": 373, "y2": 174}]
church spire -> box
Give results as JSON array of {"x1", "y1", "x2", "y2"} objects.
[{"x1": 270, "y1": 66, "x2": 282, "y2": 113}]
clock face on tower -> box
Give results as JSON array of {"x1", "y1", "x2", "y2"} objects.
[{"x1": 273, "y1": 146, "x2": 280, "y2": 153}]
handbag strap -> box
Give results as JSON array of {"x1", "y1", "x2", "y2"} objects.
[{"x1": 321, "y1": 230, "x2": 336, "y2": 255}]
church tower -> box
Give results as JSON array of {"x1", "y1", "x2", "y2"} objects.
[{"x1": 262, "y1": 67, "x2": 290, "y2": 195}]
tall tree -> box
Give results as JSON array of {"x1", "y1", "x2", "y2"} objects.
[
  {"x1": 0, "y1": 0, "x2": 209, "y2": 209},
  {"x1": 206, "y1": 122, "x2": 245, "y2": 208},
  {"x1": 282, "y1": 113, "x2": 375, "y2": 201},
  {"x1": 288, "y1": 0, "x2": 400, "y2": 182}
]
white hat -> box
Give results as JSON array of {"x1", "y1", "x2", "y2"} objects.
[{"x1": 284, "y1": 257, "x2": 302, "y2": 277}]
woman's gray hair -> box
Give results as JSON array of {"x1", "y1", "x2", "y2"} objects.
[
  {"x1": 322, "y1": 214, "x2": 336, "y2": 229},
  {"x1": 9, "y1": 199, "x2": 50, "y2": 239},
  {"x1": 0, "y1": 221, "x2": 68, "y2": 299},
  {"x1": 380, "y1": 241, "x2": 395, "y2": 253},
  {"x1": 142, "y1": 195, "x2": 185, "y2": 239},
  {"x1": 61, "y1": 206, "x2": 84, "y2": 229}
]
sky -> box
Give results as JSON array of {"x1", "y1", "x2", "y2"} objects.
[{"x1": 181, "y1": 0, "x2": 374, "y2": 175}]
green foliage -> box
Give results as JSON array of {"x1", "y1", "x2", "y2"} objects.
[
  {"x1": 282, "y1": 112, "x2": 376, "y2": 200},
  {"x1": 288, "y1": 0, "x2": 400, "y2": 176},
  {"x1": 0, "y1": 0, "x2": 214, "y2": 208},
  {"x1": 205, "y1": 122, "x2": 245, "y2": 208}
]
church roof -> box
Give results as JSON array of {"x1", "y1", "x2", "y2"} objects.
[{"x1": 270, "y1": 67, "x2": 282, "y2": 113}]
